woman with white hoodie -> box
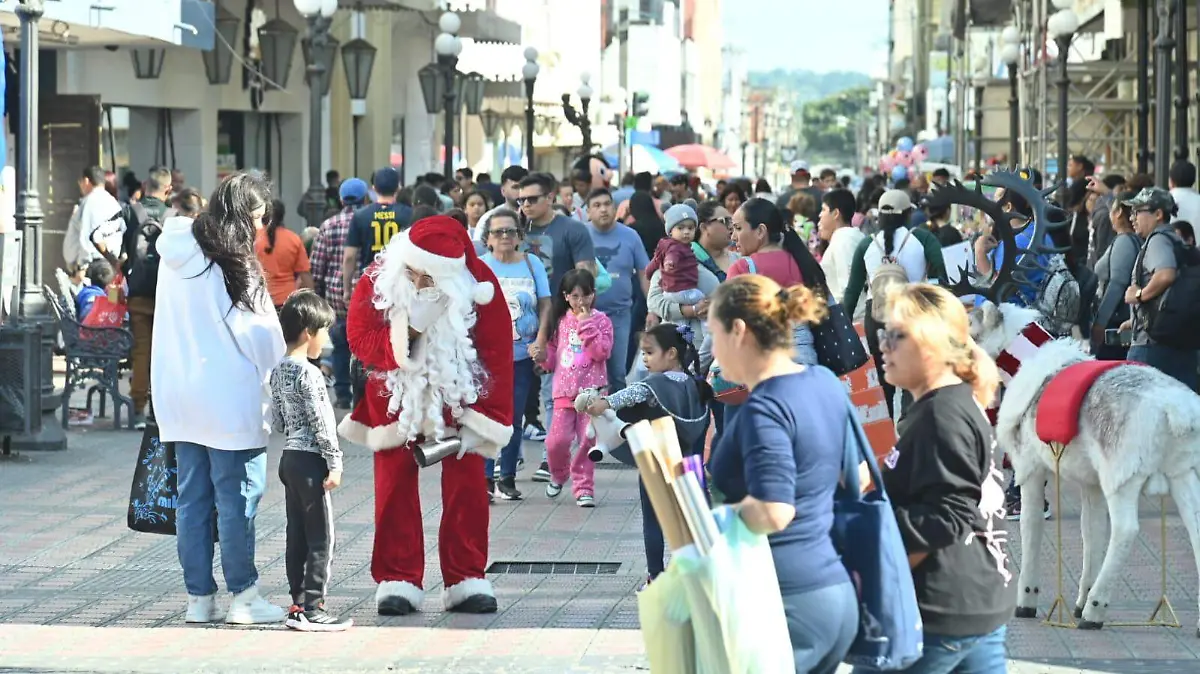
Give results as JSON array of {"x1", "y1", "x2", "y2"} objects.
[
  {"x1": 151, "y1": 171, "x2": 287, "y2": 625},
  {"x1": 816, "y1": 189, "x2": 867, "y2": 322}
]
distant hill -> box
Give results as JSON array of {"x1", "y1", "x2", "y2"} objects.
[{"x1": 748, "y1": 69, "x2": 873, "y2": 102}]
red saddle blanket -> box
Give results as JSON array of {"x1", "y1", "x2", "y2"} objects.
[{"x1": 1035, "y1": 360, "x2": 1132, "y2": 446}]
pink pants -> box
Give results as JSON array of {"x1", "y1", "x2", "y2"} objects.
[{"x1": 545, "y1": 408, "x2": 596, "y2": 497}]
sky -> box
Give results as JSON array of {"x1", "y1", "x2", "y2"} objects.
[{"x1": 721, "y1": 0, "x2": 891, "y2": 76}]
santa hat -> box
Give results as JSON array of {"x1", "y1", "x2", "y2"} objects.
[{"x1": 394, "y1": 215, "x2": 495, "y2": 305}]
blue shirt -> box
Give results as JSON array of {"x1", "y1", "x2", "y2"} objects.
[
  {"x1": 710, "y1": 367, "x2": 853, "y2": 595},
  {"x1": 482, "y1": 252, "x2": 551, "y2": 361},
  {"x1": 588, "y1": 222, "x2": 649, "y2": 314}
]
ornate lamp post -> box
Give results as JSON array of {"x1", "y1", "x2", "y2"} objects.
[
  {"x1": 1000, "y1": 25, "x2": 1020, "y2": 166},
  {"x1": 1137, "y1": 0, "x2": 1151, "y2": 173},
  {"x1": 201, "y1": 4, "x2": 241, "y2": 85},
  {"x1": 563, "y1": 72, "x2": 594, "y2": 154},
  {"x1": 1173, "y1": 0, "x2": 1188, "y2": 161},
  {"x1": 10, "y1": 0, "x2": 60, "y2": 450},
  {"x1": 972, "y1": 70, "x2": 988, "y2": 173},
  {"x1": 341, "y1": 37, "x2": 378, "y2": 176},
  {"x1": 522, "y1": 47, "x2": 539, "y2": 170},
  {"x1": 1047, "y1": 1, "x2": 1077, "y2": 198},
  {"x1": 295, "y1": 0, "x2": 338, "y2": 229},
  {"x1": 480, "y1": 108, "x2": 500, "y2": 172},
  {"x1": 1151, "y1": 0, "x2": 1174, "y2": 185}
]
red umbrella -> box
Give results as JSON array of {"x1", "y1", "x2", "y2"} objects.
[{"x1": 665, "y1": 144, "x2": 737, "y2": 170}]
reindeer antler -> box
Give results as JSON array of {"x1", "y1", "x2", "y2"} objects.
[
  {"x1": 982, "y1": 169, "x2": 1072, "y2": 296},
  {"x1": 924, "y1": 177, "x2": 1022, "y2": 305}
]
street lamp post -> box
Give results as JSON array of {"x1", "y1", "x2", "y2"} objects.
[
  {"x1": 1000, "y1": 26, "x2": 1021, "y2": 166},
  {"x1": 295, "y1": 0, "x2": 338, "y2": 230},
  {"x1": 1150, "y1": 0, "x2": 1176, "y2": 184},
  {"x1": 435, "y1": 13, "x2": 462, "y2": 178},
  {"x1": 1173, "y1": 0, "x2": 1187, "y2": 161},
  {"x1": 11, "y1": 0, "x2": 62, "y2": 451},
  {"x1": 972, "y1": 70, "x2": 987, "y2": 173},
  {"x1": 522, "y1": 47, "x2": 539, "y2": 171},
  {"x1": 341, "y1": 37, "x2": 379, "y2": 178},
  {"x1": 1137, "y1": 0, "x2": 1151, "y2": 173},
  {"x1": 562, "y1": 72, "x2": 593, "y2": 154},
  {"x1": 1048, "y1": 1, "x2": 1077, "y2": 200}
]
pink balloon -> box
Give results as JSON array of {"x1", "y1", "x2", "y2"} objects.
[
  {"x1": 911, "y1": 144, "x2": 929, "y2": 161},
  {"x1": 895, "y1": 150, "x2": 914, "y2": 167},
  {"x1": 880, "y1": 156, "x2": 896, "y2": 172}
]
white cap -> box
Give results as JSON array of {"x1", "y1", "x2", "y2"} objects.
[{"x1": 789, "y1": 160, "x2": 810, "y2": 174}]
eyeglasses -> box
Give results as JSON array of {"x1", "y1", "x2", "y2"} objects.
[
  {"x1": 404, "y1": 267, "x2": 435, "y2": 287},
  {"x1": 705, "y1": 217, "x2": 732, "y2": 228},
  {"x1": 877, "y1": 328, "x2": 907, "y2": 351},
  {"x1": 516, "y1": 194, "x2": 545, "y2": 206},
  {"x1": 489, "y1": 228, "x2": 520, "y2": 238}
]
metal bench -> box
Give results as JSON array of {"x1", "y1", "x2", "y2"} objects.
[{"x1": 43, "y1": 285, "x2": 135, "y2": 430}]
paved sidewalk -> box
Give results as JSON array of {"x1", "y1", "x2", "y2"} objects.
[{"x1": 2, "y1": 410, "x2": 1200, "y2": 672}]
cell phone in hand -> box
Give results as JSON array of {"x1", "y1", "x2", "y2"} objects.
[{"x1": 1103, "y1": 328, "x2": 1132, "y2": 347}]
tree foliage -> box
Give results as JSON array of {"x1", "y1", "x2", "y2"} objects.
[{"x1": 800, "y1": 86, "x2": 871, "y2": 162}]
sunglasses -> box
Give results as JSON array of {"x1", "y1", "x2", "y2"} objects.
[
  {"x1": 705, "y1": 217, "x2": 732, "y2": 228},
  {"x1": 877, "y1": 328, "x2": 907, "y2": 351},
  {"x1": 489, "y1": 228, "x2": 520, "y2": 238},
  {"x1": 516, "y1": 194, "x2": 545, "y2": 206}
]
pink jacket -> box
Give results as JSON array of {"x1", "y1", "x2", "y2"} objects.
[{"x1": 541, "y1": 310, "x2": 613, "y2": 405}]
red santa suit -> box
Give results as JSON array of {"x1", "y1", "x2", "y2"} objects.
[{"x1": 338, "y1": 216, "x2": 513, "y2": 614}]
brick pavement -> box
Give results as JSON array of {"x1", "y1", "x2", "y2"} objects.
[{"x1": 2, "y1": 404, "x2": 1200, "y2": 672}]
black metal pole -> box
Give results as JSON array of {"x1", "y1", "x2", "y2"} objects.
[
  {"x1": 1008, "y1": 64, "x2": 1020, "y2": 166},
  {"x1": 301, "y1": 15, "x2": 329, "y2": 229},
  {"x1": 1055, "y1": 35, "x2": 1071, "y2": 202},
  {"x1": 442, "y1": 56, "x2": 457, "y2": 179},
  {"x1": 1154, "y1": 0, "x2": 1174, "y2": 187},
  {"x1": 974, "y1": 84, "x2": 984, "y2": 172},
  {"x1": 1174, "y1": 0, "x2": 1188, "y2": 161},
  {"x1": 524, "y1": 79, "x2": 536, "y2": 171},
  {"x1": 1137, "y1": 0, "x2": 1152, "y2": 173},
  {"x1": 580, "y1": 97, "x2": 592, "y2": 153},
  {"x1": 12, "y1": 0, "x2": 63, "y2": 451},
  {"x1": 741, "y1": 142, "x2": 747, "y2": 175},
  {"x1": 352, "y1": 116, "x2": 360, "y2": 178}
]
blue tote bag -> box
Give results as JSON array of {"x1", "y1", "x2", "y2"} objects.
[{"x1": 833, "y1": 393, "x2": 923, "y2": 671}]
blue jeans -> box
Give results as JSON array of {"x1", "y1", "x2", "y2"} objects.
[
  {"x1": 330, "y1": 317, "x2": 352, "y2": 402},
  {"x1": 486, "y1": 358, "x2": 535, "y2": 479},
  {"x1": 606, "y1": 308, "x2": 633, "y2": 393},
  {"x1": 784, "y1": 581, "x2": 859, "y2": 674},
  {"x1": 175, "y1": 442, "x2": 268, "y2": 596},
  {"x1": 857, "y1": 625, "x2": 1008, "y2": 674},
  {"x1": 539, "y1": 371, "x2": 554, "y2": 463},
  {"x1": 1129, "y1": 343, "x2": 1199, "y2": 392}
]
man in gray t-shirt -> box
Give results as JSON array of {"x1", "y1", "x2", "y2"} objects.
[{"x1": 1123, "y1": 187, "x2": 1198, "y2": 390}]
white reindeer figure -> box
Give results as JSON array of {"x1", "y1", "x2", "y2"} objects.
[{"x1": 971, "y1": 300, "x2": 1200, "y2": 634}]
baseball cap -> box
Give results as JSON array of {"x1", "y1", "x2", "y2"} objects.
[
  {"x1": 338, "y1": 177, "x2": 369, "y2": 205},
  {"x1": 789, "y1": 160, "x2": 811, "y2": 174},
  {"x1": 664, "y1": 203, "x2": 698, "y2": 234},
  {"x1": 372, "y1": 166, "x2": 401, "y2": 195},
  {"x1": 878, "y1": 189, "x2": 913, "y2": 213},
  {"x1": 1123, "y1": 186, "x2": 1176, "y2": 215}
]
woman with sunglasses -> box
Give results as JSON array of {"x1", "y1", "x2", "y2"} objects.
[
  {"x1": 693, "y1": 200, "x2": 740, "y2": 282},
  {"x1": 479, "y1": 208, "x2": 552, "y2": 502}
]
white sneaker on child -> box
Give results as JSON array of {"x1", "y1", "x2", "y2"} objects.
[
  {"x1": 185, "y1": 593, "x2": 225, "y2": 623},
  {"x1": 225, "y1": 584, "x2": 287, "y2": 624}
]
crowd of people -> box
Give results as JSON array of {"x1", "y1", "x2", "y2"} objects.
[{"x1": 53, "y1": 147, "x2": 1198, "y2": 670}]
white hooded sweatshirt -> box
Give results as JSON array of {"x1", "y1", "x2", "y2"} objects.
[{"x1": 151, "y1": 216, "x2": 285, "y2": 450}]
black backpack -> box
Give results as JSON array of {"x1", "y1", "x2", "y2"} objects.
[
  {"x1": 125, "y1": 202, "x2": 172, "y2": 299},
  {"x1": 1135, "y1": 231, "x2": 1200, "y2": 349}
]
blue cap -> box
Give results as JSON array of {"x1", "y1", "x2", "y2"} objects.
[
  {"x1": 338, "y1": 178, "x2": 369, "y2": 205},
  {"x1": 372, "y1": 167, "x2": 401, "y2": 196}
]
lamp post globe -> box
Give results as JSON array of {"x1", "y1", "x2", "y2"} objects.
[
  {"x1": 439, "y1": 11, "x2": 462, "y2": 35},
  {"x1": 293, "y1": 0, "x2": 320, "y2": 16},
  {"x1": 318, "y1": 0, "x2": 337, "y2": 17},
  {"x1": 1001, "y1": 25, "x2": 1020, "y2": 46}
]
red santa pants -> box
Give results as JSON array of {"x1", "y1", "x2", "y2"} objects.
[{"x1": 371, "y1": 446, "x2": 490, "y2": 589}]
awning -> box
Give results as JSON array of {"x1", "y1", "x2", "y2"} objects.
[
  {"x1": 0, "y1": 0, "x2": 214, "y2": 48},
  {"x1": 338, "y1": 1, "x2": 520, "y2": 45}
]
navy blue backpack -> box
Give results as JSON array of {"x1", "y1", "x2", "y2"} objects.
[{"x1": 831, "y1": 385, "x2": 924, "y2": 670}]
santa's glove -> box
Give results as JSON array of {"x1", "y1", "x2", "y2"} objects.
[
  {"x1": 457, "y1": 426, "x2": 499, "y2": 459},
  {"x1": 408, "y1": 291, "x2": 448, "y2": 334}
]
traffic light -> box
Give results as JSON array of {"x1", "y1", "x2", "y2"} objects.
[{"x1": 632, "y1": 92, "x2": 650, "y2": 118}]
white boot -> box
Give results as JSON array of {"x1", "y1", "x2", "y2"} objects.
[
  {"x1": 185, "y1": 594, "x2": 226, "y2": 623},
  {"x1": 225, "y1": 584, "x2": 286, "y2": 625}
]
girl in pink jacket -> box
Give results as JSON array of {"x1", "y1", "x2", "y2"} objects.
[{"x1": 539, "y1": 269, "x2": 613, "y2": 506}]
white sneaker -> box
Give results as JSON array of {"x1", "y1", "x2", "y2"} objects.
[
  {"x1": 225, "y1": 585, "x2": 286, "y2": 625},
  {"x1": 185, "y1": 594, "x2": 226, "y2": 623}
]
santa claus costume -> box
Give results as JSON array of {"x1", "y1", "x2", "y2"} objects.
[{"x1": 338, "y1": 216, "x2": 513, "y2": 615}]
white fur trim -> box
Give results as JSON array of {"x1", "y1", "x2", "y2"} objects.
[
  {"x1": 460, "y1": 408, "x2": 512, "y2": 453},
  {"x1": 395, "y1": 234, "x2": 467, "y2": 278},
  {"x1": 376, "y1": 580, "x2": 424, "y2": 608},
  {"x1": 473, "y1": 281, "x2": 495, "y2": 305},
  {"x1": 442, "y1": 577, "x2": 494, "y2": 610},
  {"x1": 338, "y1": 416, "x2": 406, "y2": 451}
]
